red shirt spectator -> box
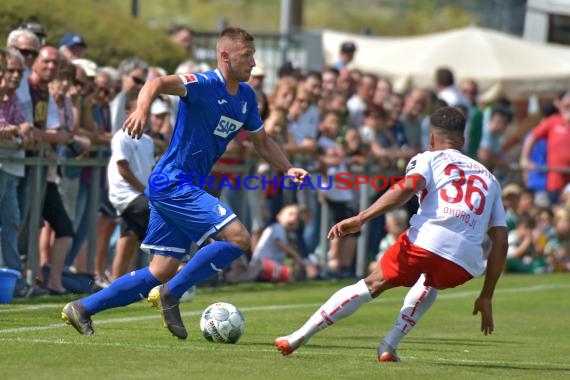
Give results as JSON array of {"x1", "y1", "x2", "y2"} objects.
[{"x1": 529, "y1": 114, "x2": 570, "y2": 192}]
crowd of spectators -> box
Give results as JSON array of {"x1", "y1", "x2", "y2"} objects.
[{"x1": 0, "y1": 22, "x2": 568, "y2": 298}]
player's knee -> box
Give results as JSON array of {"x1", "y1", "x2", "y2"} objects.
[
  {"x1": 364, "y1": 269, "x2": 386, "y2": 298},
  {"x1": 149, "y1": 256, "x2": 180, "y2": 282},
  {"x1": 226, "y1": 232, "x2": 251, "y2": 252}
]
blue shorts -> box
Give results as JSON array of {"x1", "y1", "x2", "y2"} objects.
[{"x1": 140, "y1": 188, "x2": 237, "y2": 260}]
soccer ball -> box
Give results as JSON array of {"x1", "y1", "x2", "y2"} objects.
[{"x1": 200, "y1": 302, "x2": 245, "y2": 344}]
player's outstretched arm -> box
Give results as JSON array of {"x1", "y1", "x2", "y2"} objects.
[
  {"x1": 249, "y1": 128, "x2": 309, "y2": 184},
  {"x1": 328, "y1": 174, "x2": 425, "y2": 240},
  {"x1": 473, "y1": 226, "x2": 508, "y2": 335},
  {"x1": 123, "y1": 75, "x2": 186, "y2": 139}
]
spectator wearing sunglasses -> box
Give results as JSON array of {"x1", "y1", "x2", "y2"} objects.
[
  {"x1": 6, "y1": 29, "x2": 41, "y2": 123},
  {"x1": 109, "y1": 57, "x2": 149, "y2": 134},
  {"x1": 18, "y1": 21, "x2": 48, "y2": 46}
]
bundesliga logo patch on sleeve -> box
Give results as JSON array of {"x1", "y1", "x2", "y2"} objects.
[
  {"x1": 180, "y1": 73, "x2": 198, "y2": 84},
  {"x1": 406, "y1": 159, "x2": 416, "y2": 173}
]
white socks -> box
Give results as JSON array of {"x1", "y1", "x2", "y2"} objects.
[
  {"x1": 384, "y1": 275, "x2": 438, "y2": 349},
  {"x1": 290, "y1": 279, "x2": 372, "y2": 343}
]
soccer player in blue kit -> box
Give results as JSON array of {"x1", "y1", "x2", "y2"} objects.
[{"x1": 62, "y1": 27, "x2": 309, "y2": 339}]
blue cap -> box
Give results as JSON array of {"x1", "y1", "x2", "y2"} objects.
[{"x1": 60, "y1": 33, "x2": 87, "y2": 48}]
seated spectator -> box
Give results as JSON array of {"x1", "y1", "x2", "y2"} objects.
[
  {"x1": 368, "y1": 209, "x2": 409, "y2": 273},
  {"x1": 502, "y1": 183, "x2": 522, "y2": 231},
  {"x1": 533, "y1": 207, "x2": 555, "y2": 257},
  {"x1": 544, "y1": 207, "x2": 570, "y2": 272},
  {"x1": 506, "y1": 213, "x2": 546, "y2": 273},
  {"x1": 225, "y1": 204, "x2": 317, "y2": 283}
]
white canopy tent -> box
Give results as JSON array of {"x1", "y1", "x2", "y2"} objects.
[{"x1": 322, "y1": 26, "x2": 570, "y2": 101}]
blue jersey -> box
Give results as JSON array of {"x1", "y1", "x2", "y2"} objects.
[{"x1": 148, "y1": 69, "x2": 263, "y2": 198}]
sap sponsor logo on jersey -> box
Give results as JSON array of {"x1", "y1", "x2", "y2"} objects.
[
  {"x1": 180, "y1": 73, "x2": 198, "y2": 84},
  {"x1": 214, "y1": 116, "x2": 243, "y2": 138}
]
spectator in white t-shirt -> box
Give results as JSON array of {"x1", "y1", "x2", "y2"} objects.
[{"x1": 107, "y1": 100, "x2": 155, "y2": 281}]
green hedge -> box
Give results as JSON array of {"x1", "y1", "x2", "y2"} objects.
[{"x1": 0, "y1": 0, "x2": 188, "y2": 73}]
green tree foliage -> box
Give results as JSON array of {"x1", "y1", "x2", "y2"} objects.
[
  {"x1": 0, "y1": 0, "x2": 188, "y2": 72},
  {"x1": 101, "y1": 0, "x2": 473, "y2": 36}
]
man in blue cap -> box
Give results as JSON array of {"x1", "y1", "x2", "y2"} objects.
[{"x1": 59, "y1": 33, "x2": 87, "y2": 61}]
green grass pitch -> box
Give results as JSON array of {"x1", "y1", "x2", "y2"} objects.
[{"x1": 1, "y1": 274, "x2": 569, "y2": 380}]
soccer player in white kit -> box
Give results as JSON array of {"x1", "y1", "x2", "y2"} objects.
[{"x1": 275, "y1": 107, "x2": 508, "y2": 361}]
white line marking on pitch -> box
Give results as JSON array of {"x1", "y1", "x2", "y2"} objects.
[
  {"x1": 0, "y1": 283, "x2": 568, "y2": 334},
  {"x1": 0, "y1": 336, "x2": 569, "y2": 371}
]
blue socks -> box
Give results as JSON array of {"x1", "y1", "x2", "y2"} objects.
[
  {"x1": 167, "y1": 241, "x2": 244, "y2": 298},
  {"x1": 80, "y1": 242, "x2": 243, "y2": 314},
  {"x1": 82, "y1": 267, "x2": 160, "y2": 315}
]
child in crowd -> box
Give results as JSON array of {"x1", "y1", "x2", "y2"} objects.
[
  {"x1": 368, "y1": 209, "x2": 409, "y2": 273},
  {"x1": 544, "y1": 207, "x2": 570, "y2": 272},
  {"x1": 506, "y1": 213, "x2": 546, "y2": 273},
  {"x1": 225, "y1": 204, "x2": 318, "y2": 284}
]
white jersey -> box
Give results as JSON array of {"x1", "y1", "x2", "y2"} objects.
[
  {"x1": 108, "y1": 130, "x2": 155, "y2": 214},
  {"x1": 405, "y1": 149, "x2": 506, "y2": 276}
]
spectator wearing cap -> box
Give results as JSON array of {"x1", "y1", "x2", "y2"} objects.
[
  {"x1": 248, "y1": 61, "x2": 265, "y2": 92},
  {"x1": 19, "y1": 21, "x2": 47, "y2": 46},
  {"x1": 59, "y1": 33, "x2": 87, "y2": 61},
  {"x1": 149, "y1": 99, "x2": 171, "y2": 156},
  {"x1": 72, "y1": 58, "x2": 98, "y2": 131},
  {"x1": 334, "y1": 41, "x2": 357, "y2": 70},
  {"x1": 502, "y1": 183, "x2": 523, "y2": 231}
]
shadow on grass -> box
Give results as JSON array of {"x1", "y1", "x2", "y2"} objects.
[
  {"x1": 407, "y1": 337, "x2": 520, "y2": 346},
  {"x1": 433, "y1": 361, "x2": 570, "y2": 372}
]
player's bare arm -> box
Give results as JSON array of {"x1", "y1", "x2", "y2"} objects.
[
  {"x1": 519, "y1": 133, "x2": 536, "y2": 171},
  {"x1": 123, "y1": 75, "x2": 186, "y2": 139},
  {"x1": 328, "y1": 174, "x2": 426, "y2": 240},
  {"x1": 473, "y1": 226, "x2": 508, "y2": 335},
  {"x1": 249, "y1": 128, "x2": 309, "y2": 184}
]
